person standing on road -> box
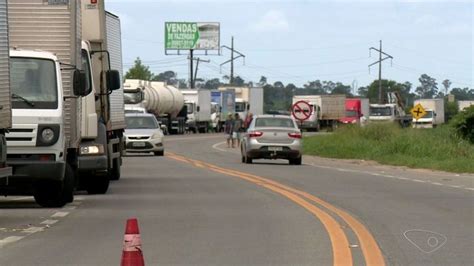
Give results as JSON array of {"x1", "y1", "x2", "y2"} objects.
[
  {"x1": 233, "y1": 113, "x2": 244, "y2": 148},
  {"x1": 224, "y1": 113, "x2": 234, "y2": 148},
  {"x1": 244, "y1": 112, "x2": 253, "y2": 131}
]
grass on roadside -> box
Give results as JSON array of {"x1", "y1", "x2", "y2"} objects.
[{"x1": 303, "y1": 123, "x2": 474, "y2": 173}]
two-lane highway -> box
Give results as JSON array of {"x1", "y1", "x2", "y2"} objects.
[{"x1": 1, "y1": 133, "x2": 473, "y2": 265}]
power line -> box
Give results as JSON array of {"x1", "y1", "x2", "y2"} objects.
[
  {"x1": 220, "y1": 36, "x2": 245, "y2": 84},
  {"x1": 369, "y1": 40, "x2": 394, "y2": 104}
]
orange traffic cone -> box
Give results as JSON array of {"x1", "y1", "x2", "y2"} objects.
[{"x1": 121, "y1": 218, "x2": 145, "y2": 266}]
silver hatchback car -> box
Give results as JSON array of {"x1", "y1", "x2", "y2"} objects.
[
  {"x1": 124, "y1": 113, "x2": 164, "y2": 156},
  {"x1": 240, "y1": 115, "x2": 302, "y2": 165}
]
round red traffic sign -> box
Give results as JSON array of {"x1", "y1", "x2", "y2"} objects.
[{"x1": 292, "y1": 100, "x2": 312, "y2": 121}]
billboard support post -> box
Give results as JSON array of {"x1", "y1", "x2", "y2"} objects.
[{"x1": 189, "y1": 49, "x2": 194, "y2": 89}]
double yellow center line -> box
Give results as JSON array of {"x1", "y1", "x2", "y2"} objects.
[{"x1": 166, "y1": 153, "x2": 385, "y2": 266}]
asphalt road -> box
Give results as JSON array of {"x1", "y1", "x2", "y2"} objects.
[{"x1": 1, "y1": 133, "x2": 473, "y2": 265}]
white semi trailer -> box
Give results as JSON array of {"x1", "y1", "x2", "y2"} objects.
[
  {"x1": 412, "y1": 99, "x2": 445, "y2": 128},
  {"x1": 0, "y1": 0, "x2": 11, "y2": 181},
  {"x1": 218, "y1": 86, "x2": 264, "y2": 118},
  {"x1": 182, "y1": 89, "x2": 212, "y2": 133},
  {"x1": 458, "y1": 100, "x2": 474, "y2": 111},
  {"x1": 4, "y1": 0, "x2": 90, "y2": 207},
  {"x1": 292, "y1": 95, "x2": 346, "y2": 131},
  {"x1": 124, "y1": 79, "x2": 186, "y2": 134},
  {"x1": 75, "y1": 2, "x2": 124, "y2": 194}
]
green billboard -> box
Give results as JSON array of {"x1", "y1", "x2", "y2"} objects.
[{"x1": 165, "y1": 22, "x2": 220, "y2": 50}]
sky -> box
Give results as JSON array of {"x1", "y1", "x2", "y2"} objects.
[{"x1": 105, "y1": 0, "x2": 473, "y2": 91}]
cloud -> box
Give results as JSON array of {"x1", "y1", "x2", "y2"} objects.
[{"x1": 252, "y1": 10, "x2": 290, "y2": 32}]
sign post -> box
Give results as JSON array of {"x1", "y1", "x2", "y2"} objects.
[
  {"x1": 292, "y1": 101, "x2": 312, "y2": 132},
  {"x1": 410, "y1": 103, "x2": 427, "y2": 128}
]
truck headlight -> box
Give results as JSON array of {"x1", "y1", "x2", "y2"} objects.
[
  {"x1": 80, "y1": 144, "x2": 105, "y2": 155},
  {"x1": 37, "y1": 124, "x2": 60, "y2": 147}
]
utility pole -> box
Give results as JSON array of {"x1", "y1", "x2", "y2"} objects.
[
  {"x1": 369, "y1": 40, "x2": 393, "y2": 104},
  {"x1": 193, "y1": 57, "x2": 210, "y2": 86},
  {"x1": 221, "y1": 36, "x2": 245, "y2": 85},
  {"x1": 189, "y1": 49, "x2": 194, "y2": 89}
]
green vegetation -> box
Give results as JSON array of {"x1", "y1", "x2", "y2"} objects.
[
  {"x1": 303, "y1": 123, "x2": 474, "y2": 173},
  {"x1": 450, "y1": 105, "x2": 474, "y2": 144}
]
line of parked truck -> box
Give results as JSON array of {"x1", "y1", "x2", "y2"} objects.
[
  {"x1": 0, "y1": 0, "x2": 125, "y2": 207},
  {"x1": 123, "y1": 80, "x2": 264, "y2": 134},
  {"x1": 291, "y1": 93, "x2": 473, "y2": 131}
]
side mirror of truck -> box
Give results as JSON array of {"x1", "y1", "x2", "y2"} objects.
[
  {"x1": 73, "y1": 69, "x2": 90, "y2": 96},
  {"x1": 247, "y1": 104, "x2": 250, "y2": 111},
  {"x1": 106, "y1": 70, "x2": 121, "y2": 91},
  {"x1": 197, "y1": 106, "x2": 200, "y2": 112}
]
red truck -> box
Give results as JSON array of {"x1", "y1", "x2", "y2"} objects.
[{"x1": 339, "y1": 98, "x2": 369, "y2": 124}]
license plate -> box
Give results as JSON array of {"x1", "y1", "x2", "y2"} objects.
[
  {"x1": 268, "y1": 146, "x2": 283, "y2": 152},
  {"x1": 132, "y1": 142, "x2": 146, "y2": 147}
]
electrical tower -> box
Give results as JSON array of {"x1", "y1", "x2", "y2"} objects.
[
  {"x1": 220, "y1": 36, "x2": 245, "y2": 85},
  {"x1": 369, "y1": 40, "x2": 394, "y2": 104}
]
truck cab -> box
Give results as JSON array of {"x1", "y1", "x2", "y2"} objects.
[
  {"x1": 4, "y1": 49, "x2": 88, "y2": 207},
  {"x1": 412, "y1": 110, "x2": 436, "y2": 128}
]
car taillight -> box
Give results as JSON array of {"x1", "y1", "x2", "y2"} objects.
[
  {"x1": 248, "y1": 131, "x2": 263, "y2": 138},
  {"x1": 288, "y1": 132, "x2": 302, "y2": 139}
]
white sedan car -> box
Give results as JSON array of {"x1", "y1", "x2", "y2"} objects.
[
  {"x1": 241, "y1": 115, "x2": 303, "y2": 165},
  {"x1": 124, "y1": 113, "x2": 164, "y2": 156}
]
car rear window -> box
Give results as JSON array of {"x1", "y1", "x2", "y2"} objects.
[{"x1": 255, "y1": 118, "x2": 295, "y2": 128}]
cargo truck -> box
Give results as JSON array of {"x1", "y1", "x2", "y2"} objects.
[
  {"x1": 76, "y1": 2, "x2": 123, "y2": 194},
  {"x1": 218, "y1": 86, "x2": 264, "y2": 119},
  {"x1": 4, "y1": 0, "x2": 90, "y2": 207},
  {"x1": 458, "y1": 100, "x2": 474, "y2": 111},
  {"x1": 0, "y1": 0, "x2": 11, "y2": 181},
  {"x1": 412, "y1": 99, "x2": 445, "y2": 128},
  {"x1": 182, "y1": 89, "x2": 212, "y2": 133},
  {"x1": 211, "y1": 89, "x2": 236, "y2": 132},
  {"x1": 292, "y1": 95, "x2": 346, "y2": 131},
  {"x1": 369, "y1": 92, "x2": 412, "y2": 127},
  {"x1": 339, "y1": 98, "x2": 369, "y2": 125},
  {"x1": 123, "y1": 79, "x2": 186, "y2": 134}
]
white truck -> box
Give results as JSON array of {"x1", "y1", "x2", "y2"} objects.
[
  {"x1": 182, "y1": 89, "x2": 212, "y2": 133},
  {"x1": 4, "y1": 0, "x2": 90, "y2": 207},
  {"x1": 458, "y1": 100, "x2": 474, "y2": 111},
  {"x1": 75, "y1": 2, "x2": 124, "y2": 194},
  {"x1": 292, "y1": 95, "x2": 346, "y2": 131},
  {"x1": 123, "y1": 80, "x2": 186, "y2": 134},
  {"x1": 218, "y1": 86, "x2": 264, "y2": 119},
  {"x1": 412, "y1": 99, "x2": 445, "y2": 128},
  {"x1": 0, "y1": 0, "x2": 11, "y2": 181},
  {"x1": 368, "y1": 92, "x2": 412, "y2": 127},
  {"x1": 211, "y1": 89, "x2": 236, "y2": 132}
]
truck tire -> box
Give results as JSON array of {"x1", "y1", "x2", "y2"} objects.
[
  {"x1": 34, "y1": 164, "x2": 74, "y2": 207},
  {"x1": 154, "y1": 150, "x2": 164, "y2": 156},
  {"x1": 109, "y1": 158, "x2": 121, "y2": 181},
  {"x1": 86, "y1": 171, "x2": 110, "y2": 195}
]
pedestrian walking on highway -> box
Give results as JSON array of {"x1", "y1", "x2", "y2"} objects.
[
  {"x1": 244, "y1": 112, "x2": 253, "y2": 130},
  {"x1": 224, "y1": 113, "x2": 234, "y2": 148},
  {"x1": 233, "y1": 113, "x2": 244, "y2": 148}
]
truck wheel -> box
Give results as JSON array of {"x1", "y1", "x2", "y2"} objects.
[
  {"x1": 109, "y1": 158, "x2": 121, "y2": 181},
  {"x1": 86, "y1": 171, "x2": 110, "y2": 195},
  {"x1": 34, "y1": 164, "x2": 74, "y2": 207},
  {"x1": 154, "y1": 150, "x2": 164, "y2": 156}
]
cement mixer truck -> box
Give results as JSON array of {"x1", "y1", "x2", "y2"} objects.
[{"x1": 124, "y1": 79, "x2": 186, "y2": 134}]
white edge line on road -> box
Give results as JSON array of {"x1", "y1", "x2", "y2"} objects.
[
  {"x1": 40, "y1": 220, "x2": 58, "y2": 225},
  {"x1": 211, "y1": 140, "x2": 474, "y2": 192},
  {"x1": 51, "y1": 212, "x2": 69, "y2": 218},
  {"x1": 22, "y1": 227, "x2": 45, "y2": 234},
  {"x1": 212, "y1": 142, "x2": 229, "y2": 152},
  {"x1": 0, "y1": 236, "x2": 25, "y2": 248}
]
